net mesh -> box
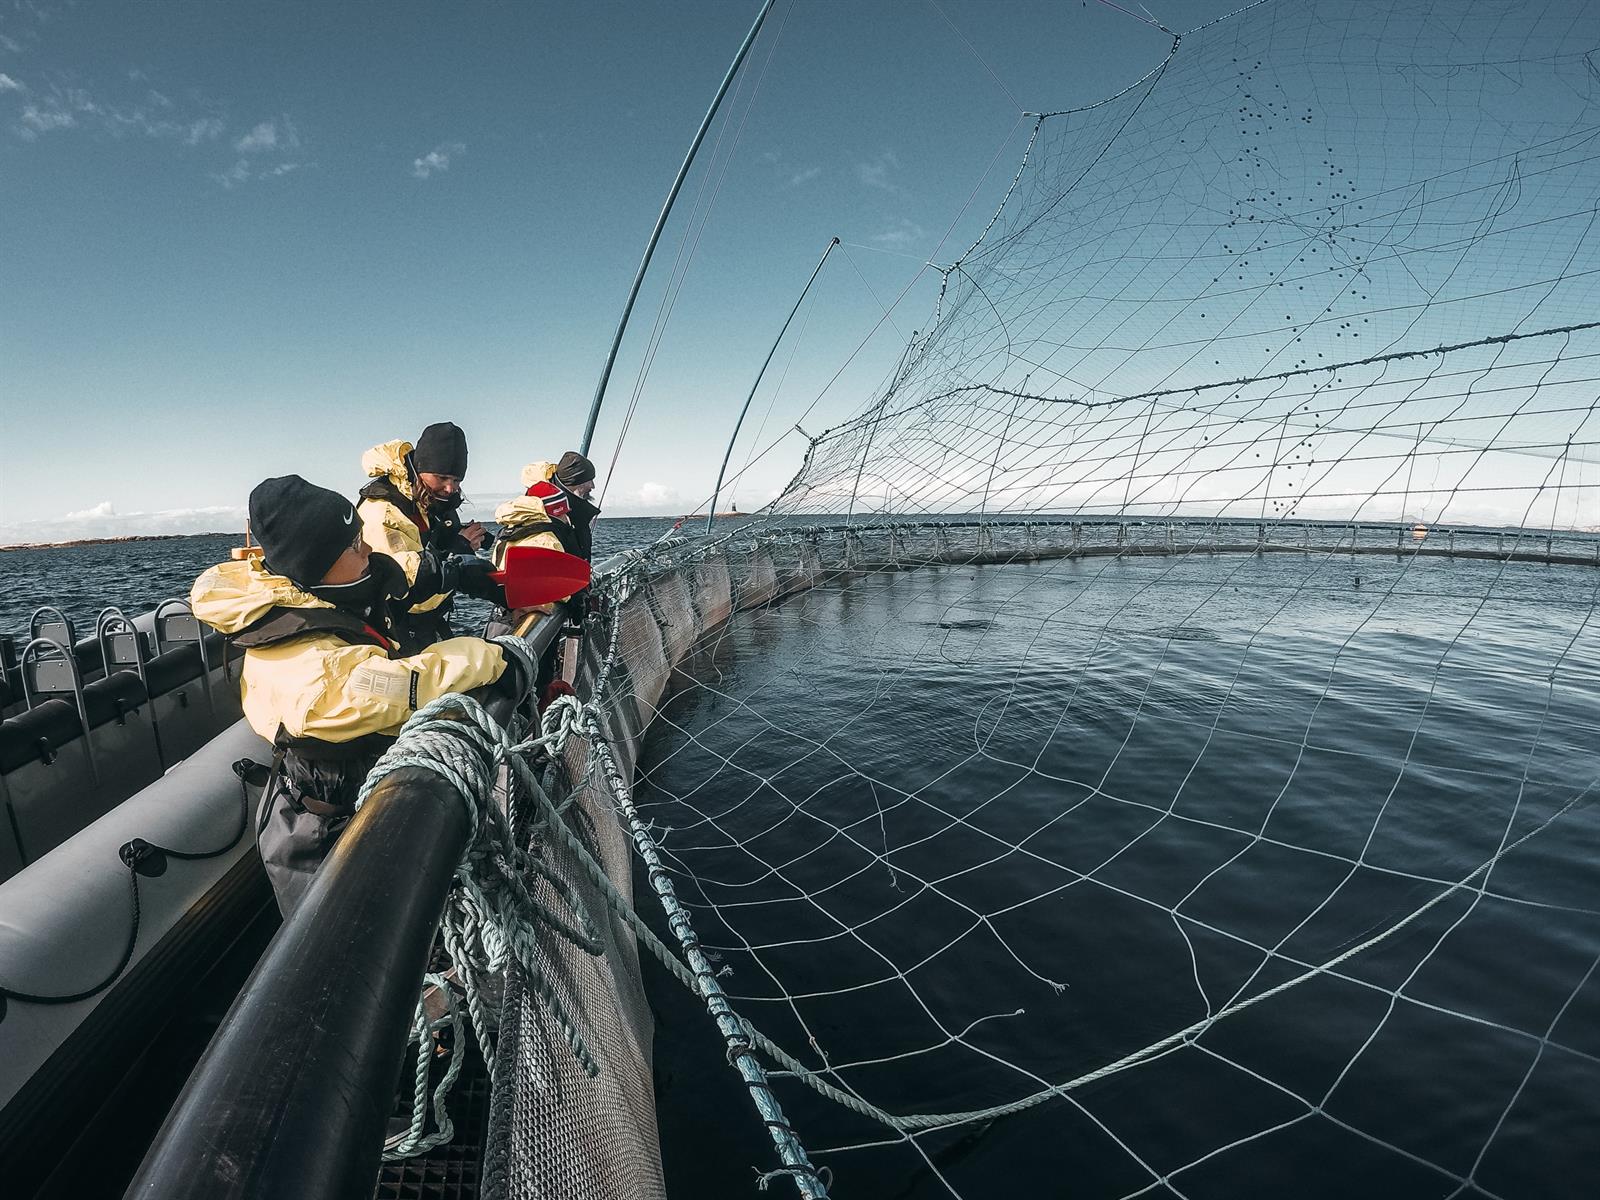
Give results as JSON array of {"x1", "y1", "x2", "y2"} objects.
[{"x1": 490, "y1": 2, "x2": 1600, "y2": 1197}]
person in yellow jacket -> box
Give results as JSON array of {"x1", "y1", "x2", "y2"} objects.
[
  {"x1": 190, "y1": 474, "x2": 523, "y2": 915},
  {"x1": 487, "y1": 461, "x2": 580, "y2": 635},
  {"x1": 357, "y1": 421, "x2": 501, "y2": 649}
]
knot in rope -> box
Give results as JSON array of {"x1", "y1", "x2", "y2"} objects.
[{"x1": 369, "y1": 677, "x2": 613, "y2": 1158}]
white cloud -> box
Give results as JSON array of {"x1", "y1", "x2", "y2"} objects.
[
  {"x1": 16, "y1": 101, "x2": 72, "y2": 136},
  {"x1": 872, "y1": 218, "x2": 927, "y2": 248},
  {"x1": 62, "y1": 500, "x2": 117, "y2": 522},
  {"x1": 788, "y1": 165, "x2": 822, "y2": 187},
  {"x1": 184, "y1": 115, "x2": 224, "y2": 145},
  {"x1": 8, "y1": 79, "x2": 231, "y2": 151},
  {"x1": 235, "y1": 118, "x2": 297, "y2": 153},
  {"x1": 0, "y1": 33, "x2": 23, "y2": 54},
  {"x1": 856, "y1": 149, "x2": 901, "y2": 191},
  {"x1": 637, "y1": 482, "x2": 676, "y2": 507},
  {"x1": 412, "y1": 141, "x2": 465, "y2": 179},
  {"x1": 212, "y1": 158, "x2": 251, "y2": 188},
  {"x1": 1, "y1": 502, "x2": 246, "y2": 546}
]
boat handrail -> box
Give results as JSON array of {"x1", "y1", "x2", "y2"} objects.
[
  {"x1": 152, "y1": 598, "x2": 218, "y2": 715},
  {"x1": 28, "y1": 605, "x2": 75, "y2": 652},
  {"x1": 18, "y1": 636, "x2": 98, "y2": 783},
  {"x1": 95, "y1": 607, "x2": 149, "y2": 695}
]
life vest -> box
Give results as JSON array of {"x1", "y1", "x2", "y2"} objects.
[
  {"x1": 229, "y1": 604, "x2": 396, "y2": 654},
  {"x1": 561, "y1": 488, "x2": 600, "y2": 562},
  {"x1": 359, "y1": 474, "x2": 429, "y2": 535},
  {"x1": 495, "y1": 514, "x2": 583, "y2": 557},
  {"x1": 231, "y1": 603, "x2": 399, "y2": 763},
  {"x1": 360, "y1": 462, "x2": 471, "y2": 552}
]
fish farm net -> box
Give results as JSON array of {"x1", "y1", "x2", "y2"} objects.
[{"x1": 477, "y1": 2, "x2": 1600, "y2": 1198}]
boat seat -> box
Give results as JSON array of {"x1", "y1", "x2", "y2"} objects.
[
  {"x1": 71, "y1": 635, "x2": 106, "y2": 685},
  {"x1": 155, "y1": 608, "x2": 243, "y2": 729},
  {"x1": 204, "y1": 632, "x2": 245, "y2": 727},
  {"x1": 0, "y1": 673, "x2": 164, "y2": 869},
  {"x1": 145, "y1": 644, "x2": 217, "y2": 766},
  {"x1": 81, "y1": 672, "x2": 164, "y2": 806},
  {"x1": 0, "y1": 700, "x2": 98, "y2": 867},
  {"x1": 0, "y1": 810, "x2": 20, "y2": 882}
]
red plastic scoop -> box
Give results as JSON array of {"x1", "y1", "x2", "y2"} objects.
[{"x1": 489, "y1": 544, "x2": 591, "y2": 609}]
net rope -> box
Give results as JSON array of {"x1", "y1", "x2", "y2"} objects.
[
  {"x1": 572, "y1": 2, "x2": 1600, "y2": 1196},
  {"x1": 404, "y1": 2, "x2": 1600, "y2": 1196}
]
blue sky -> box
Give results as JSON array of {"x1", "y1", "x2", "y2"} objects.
[{"x1": 0, "y1": 0, "x2": 1241, "y2": 541}]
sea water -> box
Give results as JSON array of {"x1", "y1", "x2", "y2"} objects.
[
  {"x1": 0, "y1": 518, "x2": 680, "y2": 644},
  {"x1": 636, "y1": 551, "x2": 1600, "y2": 1199},
  {"x1": 4, "y1": 532, "x2": 1596, "y2": 1196}
]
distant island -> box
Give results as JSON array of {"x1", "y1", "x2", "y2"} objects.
[{"x1": 0, "y1": 532, "x2": 234, "y2": 553}]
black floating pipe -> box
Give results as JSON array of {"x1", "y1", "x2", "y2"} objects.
[
  {"x1": 123, "y1": 763, "x2": 470, "y2": 1199},
  {"x1": 125, "y1": 621, "x2": 560, "y2": 1200},
  {"x1": 707, "y1": 235, "x2": 838, "y2": 535},
  {"x1": 579, "y1": 0, "x2": 777, "y2": 455}
]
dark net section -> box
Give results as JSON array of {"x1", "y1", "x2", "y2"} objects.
[{"x1": 479, "y1": 540, "x2": 828, "y2": 1200}]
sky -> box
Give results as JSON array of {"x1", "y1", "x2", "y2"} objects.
[{"x1": 0, "y1": 0, "x2": 1248, "y2": 542}]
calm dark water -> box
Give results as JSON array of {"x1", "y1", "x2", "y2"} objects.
[
  {"x1": 0, "y1": 518, "x2": 680, "y2": 645},
  {"x1": 7, "y1": 530, "x2": 1596, "y2": 1195},
  {"x1": 638, "y1": 552, "x2": 1600, "y2": 1199}
]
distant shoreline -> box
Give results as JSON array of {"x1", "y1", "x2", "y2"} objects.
[{"x1": 0, "y1": 532, "x2": 234, "y2": 553}]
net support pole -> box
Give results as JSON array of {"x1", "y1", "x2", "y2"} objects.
[
  {"x1": 579, "y1": 0, "x2": 778, "y2": 456},
  {"x1": 707, "y1": 236, "x2": 839, "y2": 535}
]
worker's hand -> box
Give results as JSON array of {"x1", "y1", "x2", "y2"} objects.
[
  {"x1": 460, "y1": 521, "x2": 487, "y2": 551},
  {"x1": 539, "y1": 679, "x2": 575, "y2": 714},
  {"x1": 452, "y1": 555, "x2": 506, "y2": 605},
  {"x1": 489, "y1": 647, "x2": 531, "y2": 706}
]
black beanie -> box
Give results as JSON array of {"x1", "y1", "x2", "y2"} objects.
[
  {"x1": 413, "y1": 421, "x2": 468, "y2": 477},
  {"x1": 248, "y1": 475, "x2": 359, "y2": 588},
  {"x1": 554, "y1": 450, "x2": 596, "y2": 488}
]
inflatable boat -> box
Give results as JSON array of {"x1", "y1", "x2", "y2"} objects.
[{"x1": 0, "y1": 602, "x2": 276, "y2": 1197}]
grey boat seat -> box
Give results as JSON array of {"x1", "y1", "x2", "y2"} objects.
[
  {"x1": 145, "y1": 644, "x2": 226, "y2": 766},
  {"x1": 81, "y1": 671, "x2": 164, "y2": 798},
  {"x1": 153, "y1": 605, "x2": 243, "y2": 729},
  {"x1": 0, "y1": 672, "x2": 163, "y2": 871},
  {"x1": 0, "y1": 700, "x2": 96, "y2": 871},
  {"x1": 203, "y1": 632, "x2": 245, "y2": 728}
]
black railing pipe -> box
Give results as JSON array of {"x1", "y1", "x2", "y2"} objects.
[{"x1": 125, "y1": 621, "x2": 559, "y2": 1200}]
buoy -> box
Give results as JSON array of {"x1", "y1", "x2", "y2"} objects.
[{"x1": 230, "y1": 520, "x2": 264, "y2": 561}]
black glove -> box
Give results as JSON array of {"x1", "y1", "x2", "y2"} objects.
[
  {"x1": 488, "y1": 645, "x2": 531, "y2": 706},
  {"x1": 412, "y1": 549, "x2": 449, "y2": 599},
  {"x1": 452, "y1": 555, "x2": 506, "y2": 605}
]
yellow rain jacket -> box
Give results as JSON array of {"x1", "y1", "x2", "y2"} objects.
[
  {"x1": 491, "y1": 462, "x2": 582, "y2": 627},
  {"x1": 189, "y1": 557, "x2": 505, "y2": 743},
  {"x1": 356, "y1": 440, "x2": 451, "y2": 616}
]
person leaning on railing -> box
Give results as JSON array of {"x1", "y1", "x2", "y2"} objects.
[
  {"x1": 485, "y1": 452, "x2": 599, "y2": 701},
  {"x1": 356, "y1": 421, "x2": 504, "y2": 650},
  {"x1": 190, "y1": 474, "x2": 527, "y2": 916}
]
